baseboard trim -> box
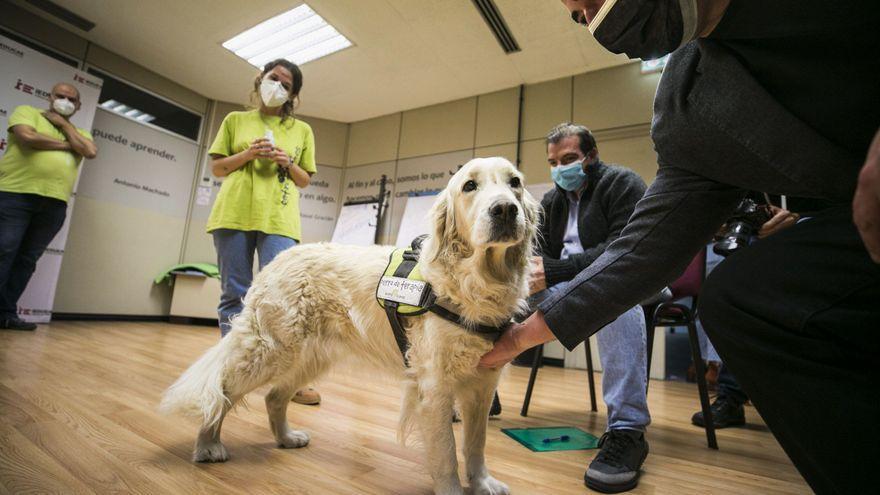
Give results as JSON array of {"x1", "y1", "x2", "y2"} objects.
[
  {"x1": 52, "y1": 313, "x2": 169, "y2": 322},
  {"x1": 543, "y1": 357, "x2": 564, "y2": 367}
]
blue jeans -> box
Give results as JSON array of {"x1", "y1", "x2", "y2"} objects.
[
  {"x1": 532, "y1": 282, "x2": 651, "y2": 431},
  {"x1": 0, "y1": 192, "x2": 67, "y2": 319},
  {"x1": 212, "y1": 229, "x2": 296, "y2": 336}
]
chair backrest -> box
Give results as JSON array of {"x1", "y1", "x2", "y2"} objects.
[{"x1": 669, "y1": 247, "x2": 706, "y2": 300}]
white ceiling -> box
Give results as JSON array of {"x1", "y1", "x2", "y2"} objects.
[{"x1": 13, "y1": 0, "x2": 630, "y2": 122}]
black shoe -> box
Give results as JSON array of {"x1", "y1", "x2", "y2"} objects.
[
  {"x1": 692, "y1": 396, "x2": 746, "y2": 429},
  {"x1": 585, "y1": 429, "x2": 648, "y2": 493},
  {"x1": 0, "y1": 317, "x2": 37, "y2": 331},
  {"x1": 489, "y1": 392, "x2": 502, "y2": 418}
]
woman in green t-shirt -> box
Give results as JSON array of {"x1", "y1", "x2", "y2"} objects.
[{"x1": 207, "y1": 59, "x2": 321, "y2": 404}]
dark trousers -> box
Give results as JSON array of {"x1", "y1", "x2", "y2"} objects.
[
  {"x1": 0, "y1": 191, "x2": 67, "y2": 318},
  {"x1": 717, "y1": 364, "x2": 748, "y2": 406},
  {"x1": 700, "y1": 206, "x2": 880, "y2": 495}
]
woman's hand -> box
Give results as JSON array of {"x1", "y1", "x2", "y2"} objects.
[
  {"x1": 246, "y1": 138, "x2": 273, "y2": 160},
  {"x1": 270, "y1": 147, "x2": 291, "y2": 168}
]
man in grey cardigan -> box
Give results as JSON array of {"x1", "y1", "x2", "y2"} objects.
[
  {"x1": 529, "y1": 123, "x2": 649, "y2": 493},
  {"x1": 482, "y1": 1, "x2": 880, "y2": 493}
]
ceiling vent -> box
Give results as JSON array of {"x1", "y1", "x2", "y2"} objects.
[
  {"x1": 25, "y1": 0, "x2": 95, "y2": 32},
  {"x1": 471, "y1": 0, "x2": 520, "y2": 54}
]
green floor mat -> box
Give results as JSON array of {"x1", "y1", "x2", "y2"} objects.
[{"x1": 502, "y1": 426, "x2": 599, "y2": 452}]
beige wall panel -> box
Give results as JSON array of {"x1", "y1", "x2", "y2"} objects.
[
  {"x1": 521, "y1": 77, "x2": 572, "y2": 141},
  {"x1": 519, "y1": 139, "x2": 552, "y2": 187},
  {"x1": 398, "y1": 97, "x2": 477, "y2": 159},
  {"x1": 0, "y1": 3, "x2": 88, "y2": 60},
  {"x1": 183, "y1": 219, "x2": 216, "y2": 265},
  {"x1": 573, "y1": 63, "x2": 660, "y2": 131},
  {"x1": 301, "y1": 115, "x2": 348, "y2": 167},
  {"x1": 474, "y1": 143, "x2": 518, "y2": 166},
  {"x1": 209, "y1": 101, "x2": 245, "y2": 138},
  {"x1": 475, "y1": 88, "x2": 519, "y2": 148},
  {"x1": 85, "y1": 45, "x2": 207, "y2": 114},
  {"x1": 55, "y1": 197, "x2": 186, "y2": 315},
  {"x1": 347, "y1": 114, "x2": 401, "y2": 166},
  {"x1": 598, "y1": 135, "x2": 658, "y2": 184}
]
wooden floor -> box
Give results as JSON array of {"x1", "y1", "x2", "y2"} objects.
[{"x1": 0, "y1": 321, "x2": 809, "y2": 494}]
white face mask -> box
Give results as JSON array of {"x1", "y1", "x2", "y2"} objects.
[
  {"x1": 52, "y1": 97, "x2": 76, "y2": 116},
  {"x1": 260, "y1": 78, "x2": 289, "y2": 108}
]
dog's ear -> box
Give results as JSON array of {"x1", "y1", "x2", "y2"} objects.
[
  {"x1": 424, "y1": 189, "x2": 452, "y2": 262},
  {"x1": 430, "y1": 189, "x2": 454, "y2": 241},
  {"x1": 424, "y1": 188, "x2": 470, "y2": 264}
]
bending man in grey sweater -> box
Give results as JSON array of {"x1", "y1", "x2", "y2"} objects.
[{"x1": 481, "y1": 1, "x2": 880, "y2": 494}]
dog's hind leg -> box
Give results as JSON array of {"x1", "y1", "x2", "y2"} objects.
[
  {"x1": 193, "y1": 392, "x2": 242, "y2": 462},
  {"x1": 457, "y1": 372, "x2": 509, "y2": 495},
  {"x1": 265, "y1": 381, "x2": 310, "y2": 448},
  {"x1": 265, "y1": 353, "x2": 332, "y2": 449}
]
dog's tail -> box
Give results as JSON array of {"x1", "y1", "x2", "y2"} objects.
[{"x1": 159, "y1": 312, "x2": 257, "y2": 426}]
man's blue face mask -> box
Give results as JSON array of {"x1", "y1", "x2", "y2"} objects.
[{"x1": 551, "y1": 160, "x2": 587, "y2": 191}]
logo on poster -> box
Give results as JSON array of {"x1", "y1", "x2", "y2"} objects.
[
  {"x1": 0, "y1": 41, "x2": 24, "y2": 58},
  {"x1": 14, "y1": 79, "x2": 50, "y2": 99},
  {"x1": 73, "y1": 73, "x2": 102, "y2": 90}
]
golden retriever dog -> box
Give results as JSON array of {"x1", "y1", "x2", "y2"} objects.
[{"x1": 160, "y1": 156, "x2": 538, "y2": 495}]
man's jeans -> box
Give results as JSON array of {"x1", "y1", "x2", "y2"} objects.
[
  {"x1": 212, "y1": 229, "x2": 296, "y2": 337},
  {"x1": 0, "y1": 191, "x2": 67, "y2": 319},
  {"x1": 532, "y1": 282, "x2": 651, "y2": 431}
]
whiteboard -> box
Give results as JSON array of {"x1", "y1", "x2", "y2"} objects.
[
  {"x1": 331, "y1": 202, "x2": 379, "y2": 246},
  {"x1": 395, "y1": 194, "x2": 439, "y2": 247}
]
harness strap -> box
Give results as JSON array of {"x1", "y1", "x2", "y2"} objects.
[
  {"x1": 384, "y1": 301, "x2": 412, "y2": 367},
  {"x1": 427, "y1": 304, "x2": 506, "y2": 341}
]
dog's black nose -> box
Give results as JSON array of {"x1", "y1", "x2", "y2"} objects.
[{"x1": 489, "y1": 202, "x2": 518, "y2": 221}]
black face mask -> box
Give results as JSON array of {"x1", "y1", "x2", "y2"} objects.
[{"x1": 589, "y1": 0, "x2": 697, "y2": 60}]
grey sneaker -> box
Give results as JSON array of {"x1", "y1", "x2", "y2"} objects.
[
  {"x1": 585, "y1": 429, "x2": 648, "y2": 493},
  {"x1": 0, "y1": 317, "x2": 37, "y2": 331}
]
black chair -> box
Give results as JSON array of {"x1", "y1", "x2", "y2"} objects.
[
  {"x1": 520, "y1": 339, "x2": 597, "y2": 416},
  {"x1": 519, "y1": 299, "x2": 658, "y2": 418},
  {"x1": 646, "y1": 248, "x2": 718, "y2": 449}
]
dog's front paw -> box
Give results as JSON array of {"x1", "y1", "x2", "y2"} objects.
[
  {"x1": 471, "y1": 476, "x2": 509, "y2": 495},
  {"x1": 277, "y1": 430, "x2": 310, "y2": 449},
  {"x1": 193, "y1": 441, "x2": 229, "y2": 462}
]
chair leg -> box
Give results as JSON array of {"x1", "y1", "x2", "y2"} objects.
[
  {"x1": 520, "y1": 344, "x2": 543, "y2": 417},
  {"x1": 584, "y1": 339, "x2": 597, "y2": 412},
  {"x1": 687, "y1": 321, "x2": 718, "y2": 449},
  {"x1": 645, "y1": 324, "x2": 656, "y2": 395}
]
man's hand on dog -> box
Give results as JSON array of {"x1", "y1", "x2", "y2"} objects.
[{"x1": 479, "y1": 312, "x2": 556, "y2": 369}]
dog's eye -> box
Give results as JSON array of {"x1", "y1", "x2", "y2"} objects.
[
  {"x1": 509, "y1": 177, "x2": 521, "y2": 188},
  {"x1": 462, "y1": 180, "x2": 477, "y2": 192}
]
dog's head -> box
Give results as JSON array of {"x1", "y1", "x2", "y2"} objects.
[{"x1": 424, "y1": 157, "x2": 538, "y2": 269}]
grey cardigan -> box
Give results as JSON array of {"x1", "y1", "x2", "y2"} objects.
[
  {"x1": 538, "y1": 161, "x2": 647, "y2": 288},
  {"x1": 539, "y1": 0, "x2": 880, "y2": 350}
]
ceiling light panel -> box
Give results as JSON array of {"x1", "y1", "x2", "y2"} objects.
[{"x1": 222, "y1": 4, "x2": 352, "y2": 67}]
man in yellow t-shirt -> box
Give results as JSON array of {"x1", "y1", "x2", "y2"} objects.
[{"x1": 0, "y1": 83, "x2": 97, "y2": 331}]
